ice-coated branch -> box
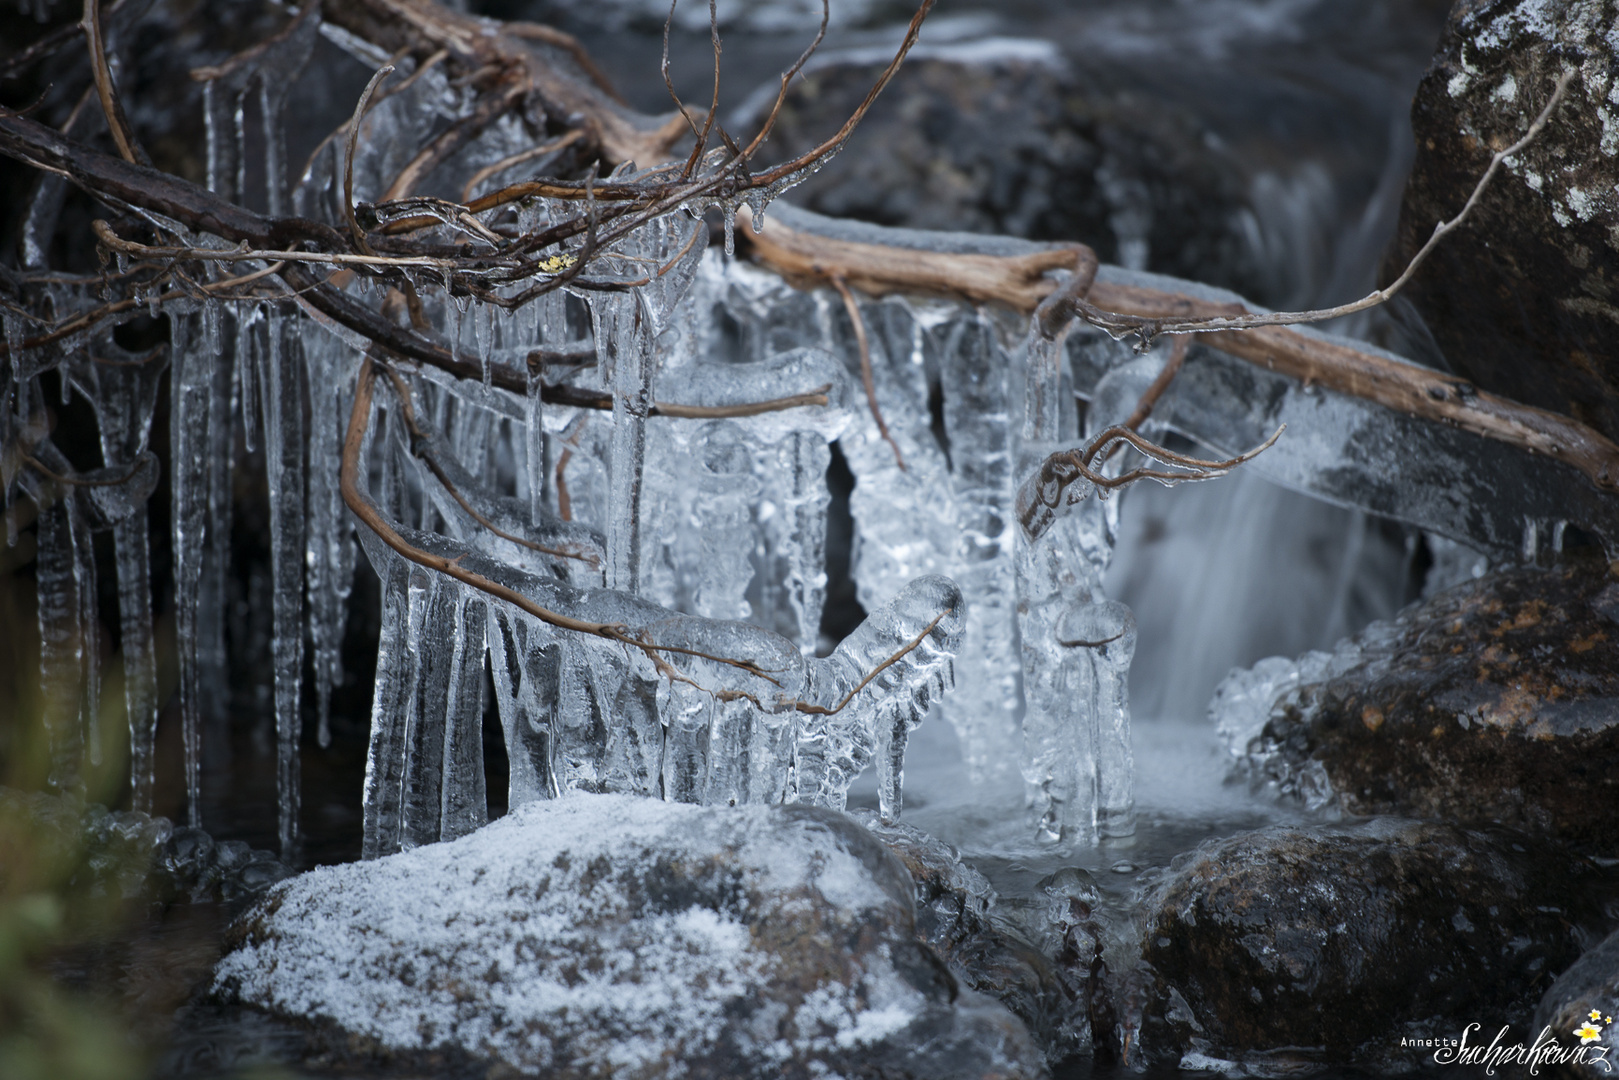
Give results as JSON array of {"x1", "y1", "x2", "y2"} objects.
[{"x1": 1016, "y1": 424, "x2": 1285, "y2": 544}]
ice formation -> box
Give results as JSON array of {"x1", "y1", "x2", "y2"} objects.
[{"x1": 8, "y1": 15, "x2": 1607, "y2": 861}]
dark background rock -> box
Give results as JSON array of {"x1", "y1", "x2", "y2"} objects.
[
  {"x1": 1245, "y1": 553, "x2": 1619, "y2": 852},
  {"x1": 1382, "y1": 0, "x2": 1619, "y2": 439},
  {"x1": 1136, "y1": 819, "x2": 1600, "y2": 1068},
  {"x1": 1536, "y1": 926, "x2": 1619, "y2": 1079}
]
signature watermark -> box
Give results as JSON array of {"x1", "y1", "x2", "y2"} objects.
[{"x1": 1404, "y1": 1013, "x2": 1615, "y2": 1075}]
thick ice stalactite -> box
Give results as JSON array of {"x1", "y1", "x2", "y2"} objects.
[
  {"x1": 1014, "y1": 304, "x2": 1137, "y2": 844},
  {"x1": 68, "y1": 346, "x2": 167, "y2": 811},
  {"x1": 263, "y1": 308, "x2": 308, "y2": 858},
  {"x1": 169, "y1": 310, "x2": 217, "y2": 827}
]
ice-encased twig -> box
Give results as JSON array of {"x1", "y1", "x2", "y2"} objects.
[{"x1": 797, "y1": 575, "x2": 966, "y2": 821}]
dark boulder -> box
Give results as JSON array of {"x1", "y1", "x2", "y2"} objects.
[
  {"x1": 740, "y1": 49, "x2": 1269, "y2": 298},
  {"x1": 1229, "y1": 554, "x2": 1619, "y2": 853},
  {"x1": 1383, "y1": 0, "x2": 1619, "y2": 439},
  {"x1": 1536, "y1": 926, "x2": 1619, "y2": 1079},
  {"x1": 1135, "y1": 818, "x2": 1597, "y2": 1070}
]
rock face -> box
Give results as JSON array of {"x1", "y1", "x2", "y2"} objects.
[
  {"x1": 1536, "y1": 927, "x2": 1619, "y2": 1079},
  {"x1": 1384, "y1": 0, "x2": 1619, "y2": 439},
  {"x1": 213, "y1": 795, "x2": 1047, "y2": 1080},
  {"x1": 1135, "y1": 819, "x2": 1596, "y2": 1069},
  {"x1": 741, "y1": 50, "x2": 1267, "y2": 298},
  {"x1": 1223, "y1": 555, "x2": 1619, "y2": 852}
]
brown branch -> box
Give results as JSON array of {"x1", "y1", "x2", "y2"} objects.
[
  {"x1": 505, "y1": 22, "x2": 625, "y2": 104},
  {"x1": 378, "y1": 365, "x2": 600, "y2": 567},
  {"x1": 749, "y1": 0, "x2": 937, "y2": 189},
  {"x1": 188, "y1": 0, "x2": 320, "y2": 82},
  {"x1": 1123, "y1": 335, "x2": 1189, "y2": 432},
  {"x1": 381, "y1": 80, "x2": 527, "y2": 201},
  {"x1": 81, "y1": 0, "x2": 145, "y2": 165},
  {"x1": 1018, "y1": 424, "x2": 1284, "y2": 540},
  {"x1": 830, "y1": 274, "x2": 904, "y2": 470},
  {"x1": 460, "y1": 129, "x2": 582, "y2": 202},
  {"x1": 345, "y1": 65, "x2": 396, "y2": 255},
  {"x1": 738, "y1": 206, "x2": 1619, "y2": 494},
  {"x1": 343, "y1": 354, "x2": 777, "y2": 682},
  {"x1": 0, "y1": 23, "x2": 83, "y2": 82}
]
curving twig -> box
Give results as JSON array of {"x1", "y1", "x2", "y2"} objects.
[
  {"x1": 830, "y1": 274, "x2": 904, "y2": 470},
  {"x1": 1072, "y1": 71, "x2": 1576, "y2": 345},
  {"x1": 81, "y1": 0, "x2": 145, "y2": 165}
]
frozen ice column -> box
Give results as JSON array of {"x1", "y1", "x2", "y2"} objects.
[
  {"x1": 1036, "y1": 600, "x2": 1137, "y2": 842},
  {"x1": 1014, "y1": 296, "x2": 1137, "y2": 844}
]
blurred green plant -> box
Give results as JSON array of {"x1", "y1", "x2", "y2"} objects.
[{"x1": 0, "y1": 498, "x2": 148, "y2": 1080}]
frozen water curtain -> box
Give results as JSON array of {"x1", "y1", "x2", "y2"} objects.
[{"x1": 6, "y1": 0, "x2": 1613, "y2": 863}]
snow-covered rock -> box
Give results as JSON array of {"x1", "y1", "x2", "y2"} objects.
[{"x1": 213, "y1": 794, "x2": 1045, "y2": 1079}]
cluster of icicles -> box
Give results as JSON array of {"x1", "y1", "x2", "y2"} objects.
[{"x1": 7, "y1": 35, "x2": 1142, "y2": 861}]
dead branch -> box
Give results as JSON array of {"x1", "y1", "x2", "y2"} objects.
[
  {"x1": 735, "y1": 206, "x2": 1619, "y2": 495},
  {"x1": 1017, "y1": 424, "x2": 1285, "y2": 542},
  {"x1": 81, "y1": 0, "x2": 146, "y2": 165}
]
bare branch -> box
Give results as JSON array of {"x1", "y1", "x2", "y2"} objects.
[
  {"x1": 830, "y1": 274, "x2": 905, "y2": 470},
  {"x1": 81, "y1": 0, "x2": 145, "y2": 165},
  {"x1": 1073, "y1": 70, "x2": 1576, "y2": 343}
]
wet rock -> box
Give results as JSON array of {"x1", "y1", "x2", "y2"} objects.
[
  {"x1": 857, "y1": 813, "x2": 1106, "y2": 1065},
  {"x1": 0, "y1": 786, "x2": 291, "y2": 907},
  {"x1": 1384, "y1": 0, "x2": 1619, "y2": 440},
  {"x1": 740, "y1": 49, "x2": 1269, "y2": 298},
  {"x1": 1135, "y1": 818, "x2": 1596, "y2": 1070},
  {"x1": 1535, "y1": 926, "x2": 1619, "y2": 1079},
  {"x1": 1223, "y1": 554, "x2": 1619, "y2": 852},
  {"x1": 214, "y1": 794, "x2": 1047, "y2": 1080}
]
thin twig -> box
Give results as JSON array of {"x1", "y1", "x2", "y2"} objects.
[
  {"x1": 378, "y1": 365, "x2": 600, "y2": 567},
  {"x1": 793, "y1": 608, "x2": 950, "y2": 717},
  {"x1": 1074, "y1": 70, "x2": 1576, "y2": 345},
  {"x1": 459, "y1": 130, "x2": 582, "y2": 203},
  {"x1": 81, "y1": 0, "x2": 144, "y2": 165},
  {"x1": 345, "y1": 65, "x2": 395, "y2": 256},
  {"x1": 830, "y1": 274, "x2": 904, "y2": 470}
]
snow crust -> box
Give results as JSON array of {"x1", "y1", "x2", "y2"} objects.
[{"x1": 215, "y1": 795, "x2": 925, "y2": 1073}]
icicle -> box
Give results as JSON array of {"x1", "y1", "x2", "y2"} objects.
[
  {"x1": 935, "y1": 312, "x2": 1022, "y2": 784},
  {"x1": 690, "y1": 422, "x2": 759, "y2": 620},
  {"x1": 399, "y1": 574, "x2": 456, "y2": 849},
  {"x1": 796, "y1": 576, "x2": 965, "y2": 818},
  {"x1": 484, "y1": 604, "x2": 560, "y2": 809},
  {"x1": 598, "y1": 291, "x2": 653, "y2": 593},
  {"x1": 236, "y1": 301, "x2": 259, "y2": 453},
  {"x1": 69, "y1": 492, "x2": 99, "y2": 768},
  {"x1": 525, "y1": 360, "x2": 547, "y2": 525},
  {"x1": 79, "y1": 338, "x2": 167, "y2": 812},
  {"x1": 440, "y1": 590, "x2": 488, "y2": 841},
  {"x1": 197, "y1": 299, "x2": 234, "y2": 742},
  {"x1": 34, "y1": 491, "x2": 86, "y2": 794},
  {"x1": 170, "y1": 313, "x2": 213, "y2": 827},
  {"x1": 474, "y1": 302, "x2": 493, "y2": 391},
  {"x1": 304, "y1": 329, "x2": 356, "y2": 749},
  {"x1": 263, "y1": 306, "x2": 308, "y2": 860},
  {"x1": 359, "y1": 546, "x2": 415, "y2": 860}
]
